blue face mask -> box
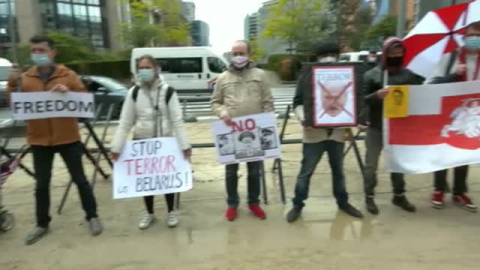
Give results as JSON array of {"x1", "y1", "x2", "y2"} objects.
[
  {"x1": 464, "y1": 36, "x2": 480, "y2": 50},
  {"x1": 31, "y1": 53, "x2": 52, "y2": 66},
  {"x1": 137, "y1": 69, "x2": 155, "y2": 82}
]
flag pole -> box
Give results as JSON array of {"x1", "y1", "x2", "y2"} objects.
[
  {"x1": 7, "y1": 0, "x2": 17, "y2": 63},
  {"x1": 396, "y1": 0, "x2": 407, "y2": 38}
]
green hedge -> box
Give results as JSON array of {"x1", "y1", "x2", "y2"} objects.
[{"x1": 65, "y1": 60, "x2": 131, "y2": 79}]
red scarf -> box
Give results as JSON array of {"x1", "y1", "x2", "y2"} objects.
[{"x1": 458, "y1": 48, "x2": 480, "y2": 81}]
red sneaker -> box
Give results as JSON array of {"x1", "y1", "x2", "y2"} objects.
[
  {"x1": 431, "y1": 191, "x2": 445, "y2": 209},
  {"x1": 248, "y1": 204, "x2": 266, "y2": 219},
  {"x1": 225, "y1": 207, "x2": 237, "y2": 221},
  {"x1": 453, "y1": 193, "x2": 478, "y2": 212}
]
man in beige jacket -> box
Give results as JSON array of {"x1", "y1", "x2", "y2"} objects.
[{"x1": 211, "y1": 40, "x2": 274, "y2": 221}]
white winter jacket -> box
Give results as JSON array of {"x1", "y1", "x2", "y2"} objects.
[{"x1": 111, "y1": 80, "x2": 191, "y2": 153}]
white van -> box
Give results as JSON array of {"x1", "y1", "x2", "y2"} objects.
[
  {"x1": 339, "y1": 51, "x2": 382, "y2": 63},
  {"x1": 131, "y1": 47, "x2": 229, "y2": 93},
  {"x1": 0, "y1": 58, "x2": 13, "y2": 108}
]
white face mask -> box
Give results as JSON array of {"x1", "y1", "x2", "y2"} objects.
[
  {"x1": 319, "y1": 56, "x2": 337, "y2": 63},
  {"x1": 231, "y1": 56, "x2": 249, "y2": 69}
]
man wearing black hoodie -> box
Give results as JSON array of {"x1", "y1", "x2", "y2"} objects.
[{"x1": 362, "y1": 37, "x2": 425, "y2": 215}]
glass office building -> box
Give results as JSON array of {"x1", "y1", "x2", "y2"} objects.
[
  {"x1": 39, "y1": 0, "x2": 108, "y2": 48},
  {"x1": 0, "y1": 0, "x2": 16, "y2": 43}
]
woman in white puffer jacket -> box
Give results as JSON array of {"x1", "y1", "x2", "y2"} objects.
[{"x1": 111, "y1": 55, "x2": 192, "y2": 229}]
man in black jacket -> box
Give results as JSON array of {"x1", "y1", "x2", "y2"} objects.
[
  {"x1": 286, "y1": 43, "x2": 363, "y2": 223},
  {"x1": 362, "y1": 37, "x2": 424, "y2": 215}
]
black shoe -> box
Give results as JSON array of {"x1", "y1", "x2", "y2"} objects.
[
  {"x1": 286, "y1": 205, "x2": 303, "y2": 223},
  {"x1": 392, "y1": 195, "x2": 416, "y2": 213},
  {"x1": 366, "y1": 197, "x2": 379, "y2": 215},
  {"x1": 339, "y1": 204, "x2": 364, "y2": 218}
]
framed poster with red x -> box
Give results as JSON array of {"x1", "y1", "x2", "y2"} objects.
[
  {"x1": 302, "y1": 63, "x2": 369, "y2": 128},
  {"x1": 312, "y1": 66, "x2": 356, "y2": 127}
]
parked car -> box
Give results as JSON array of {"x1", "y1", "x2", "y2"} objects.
[
  {"x1": 0, "y1": 58, "x2": 13, "y2": 108},
  {"x1": 80, "y1": 75, "x2": 128, "y2": 120}
]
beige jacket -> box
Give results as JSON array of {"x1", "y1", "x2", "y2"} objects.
[
  {"x1": 211, "y1": 66, "x2": 274, "y2": 117},
  {"x1": 293, "y1": 105, "x2": 349, "y2": 143}
]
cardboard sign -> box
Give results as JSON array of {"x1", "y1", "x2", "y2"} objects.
[
  {"x1": 212, "y1": 112, "x2": 281, "y2": 164},
  {"x1": 385, "y1": 86, "x2": 409, "y2": 118},
  {"x1": 113, "y1": 137, "x2": 193, "y2": 199},
  {"x1": 10, "y1": 92, "x2": 94, "y2": 120}
]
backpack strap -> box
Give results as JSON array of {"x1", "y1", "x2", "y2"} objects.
[
  {"x1": 131, "y1": 85, "x2": 140, "y2": 102},
  {"x1": 165, "y1": 85, "x2": 175, "y2": 105},
  {"x1": 132, "y1": 84, "x2": 175, "y2": 104}
]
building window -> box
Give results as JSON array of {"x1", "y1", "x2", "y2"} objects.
[{"x1": 40, "y1": 0, "x2": 107, "y2": 49}]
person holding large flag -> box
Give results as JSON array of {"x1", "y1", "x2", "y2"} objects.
[
  {"x1": 211, "y1": 40, "x2": 274, "y2": 222},
  {"x1": 286, "y1": 43, "x2": 364, "y2": 223},
  {"x1": 362, "y1": 37, "x2": 425, "y2": 215},
  {"x1": 6, "y1": 35, "x2": 102, "y2": 245},
  {"x1": 428, "y1": 22, "x2": 480, "y2": 212}
]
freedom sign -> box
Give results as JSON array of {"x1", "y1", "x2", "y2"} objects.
[
  {"x1": 384, "y1": 80, "x2": 480, "y2": 174},
  {"x1": 212, "y1": 112, "x2": 281, "y2": 164},
  {"x1": 10, "y1": 92, "x2": 94, "y2": 120},
  {"x1": 113, "y1": 137, "x2": 193, "y2": 199}
]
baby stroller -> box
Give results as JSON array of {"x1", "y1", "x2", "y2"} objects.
[{"x1": 0, "y1": 145, "x2": 29, "y2": 232}]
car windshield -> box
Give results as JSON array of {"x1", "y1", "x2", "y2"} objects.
[
  {"x1": 0, "y1": 66, "x2": 12, "y2": 81},
  {"x1": 91, "y1": 76, "x2": 127, "y2": 91},
  {"x1": 339, "y1": 55, "x2": 350, "y2": 62}
]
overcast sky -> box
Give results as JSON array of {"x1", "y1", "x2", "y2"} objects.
[{"x1": 189, "y1": 0, "x2": 264, "y2": 53}]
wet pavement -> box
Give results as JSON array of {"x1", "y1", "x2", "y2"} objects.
[{"x1": 1, "y1": 120, "x2": 480, "y2": 269}]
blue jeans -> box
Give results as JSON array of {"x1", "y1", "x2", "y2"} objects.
[
  {"x1": 225, "y1": 161, "x2": 262, "y2": 207},
  {"x1": 292, "y1": 141, "x2": 349, "y2": 207}
]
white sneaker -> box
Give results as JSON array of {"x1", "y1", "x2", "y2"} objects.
[
  {"x1": 167, "y1": 212, "x2": 179, "y2": 228},
  {"x1": 138, "y1": 214, "x2": 155, "y2": 230}
]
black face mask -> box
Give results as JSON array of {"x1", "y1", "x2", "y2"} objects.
[{"x1": 386, "y1": 56, "x2": 403, "y2": 67}]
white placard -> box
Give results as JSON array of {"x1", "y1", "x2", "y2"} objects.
[
  {"x1": 10, "y1": 92, "x2": 95, "y2": 120},
  {"x1": 113, "y1": 137, "x2": 193, "y2": 199},
  {"x1": 312, "y1": 66, "x2": 357, "y2": 127},
  {"x1": 212, "y1": 112, "x2": 281, "y2": 164}
]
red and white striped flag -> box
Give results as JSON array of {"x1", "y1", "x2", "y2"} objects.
[{"x1": 384, "y1": 80, "x2": 480, "y2": 174}]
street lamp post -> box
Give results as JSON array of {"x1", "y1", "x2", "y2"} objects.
[
  {"x1": 396, "y1": 0, "x2": 407, "y2": 38},
  {"x1": 7, "y1": 0, "x2": 18, "y2": 63}
]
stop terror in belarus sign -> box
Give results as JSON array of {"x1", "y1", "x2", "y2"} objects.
[{"x1": 113, "y1": 137, "x2": 193, "y2": 199}]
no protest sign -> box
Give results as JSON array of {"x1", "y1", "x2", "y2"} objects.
[
  {"x1": 10, "y1": 92, "x2": 95, "y2": 120},
  {"x1": 113, "y1": 137, "x2": 193, "y2": 199},
  {"x1": 212, "y1": 112, "x2": 281, "y2": 164}
]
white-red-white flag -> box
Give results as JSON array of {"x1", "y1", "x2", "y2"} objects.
[{"x1": 384, "y1": 81, "x2": 480, "y2": 174}]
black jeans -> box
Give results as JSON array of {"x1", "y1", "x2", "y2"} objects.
[
  {"x1": 143, "y1": 194, "x2": 175, "y2": 214},
  {"x1": 434, "y1": 166, "x2": 468, "y2": 195},
  {"x1": 364, "y1": 128, "x2": 406, "y2": 196},
  {"x1": 31, "y1": 142, "x2": 98, "y2": 228},
  {"x1": 225, "y1": 161, "x2": 262, "y2": 207},
  {"x1": 292, "y1": 141, "x2": 349, "y2": 208}
]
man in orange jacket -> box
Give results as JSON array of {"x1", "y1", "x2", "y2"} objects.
[{"x1": 7, "y1": 35, "x2": 102, "y2": 245}]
